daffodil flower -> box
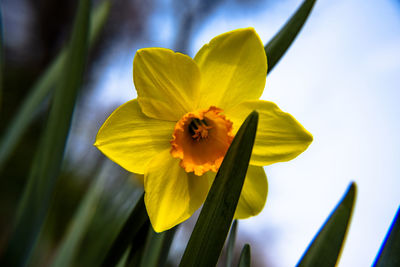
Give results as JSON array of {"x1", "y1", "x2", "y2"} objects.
[{"x1": 94, "y1": 28, "x2": 313, "y2": 232}]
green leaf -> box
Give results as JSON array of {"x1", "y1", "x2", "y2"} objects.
[
  {"x1": 238, "y1": 244, "x2": 251, "y2": 267},
  {"x1": 138, "y1": 226, "x2": 177, "y2": 267},
  {"x1": 124, "y1": 222, "x2": 150, "y2": 267},
  {"x1": 50, "y1": 166, "x2": 107, "y2": 267},
  {"x1": 297, "y1": 182, "x2": 357, "y2": 267},
  {"x1": 373, "y1": 206, "x2": 400, "y2": 267},
  {"x1": 101, "y1": 193, "x2": 149, "y2": 267},
  {"x1": 1, "y1": 0, "x2": 91, "y2": 265},
  {"x1": 0, "y1": 0, "x2": 110, "y2": 171},
  {"x1": 179, "y1": 111, "x2": 259, "y2": 267},
  {"x1": 72, "y1": 172, "x2": 143, "y2": 267},
  {"x1": 226, "y1": 220, "x2": 238, "y2": 267},
  {"x1": 265, "y1": 0, "x2": 316, "y2": 73},
  {"x1": 116, "y1": 249, "x2": 130, "y2": 267},
  {"x1": 50, "y1": 164, "x2": 143, "y2": 267}
]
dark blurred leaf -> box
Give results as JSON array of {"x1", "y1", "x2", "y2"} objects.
[
  {"x1": 297, "y1": 182, "x2": 357, "y2": 267},
  {"x1": 50, "y1": 163, "x2": 144, "y2": 267},
  {"x1": 265, "y1": 0, "x2": 316, "y2": 73},
  {"x1": 50, "y1": 167, "x2": 106, "y2": 267},
  {"x1": 73, "y1": 172, "x2": 143, "y2": 267},
  {"x1": 101, "y1": 193, "x2": 149, "y2": 267},
  {"x1": 116, "y1": 249, "x2": 130, "y2": 267},
  {"x1": 0, "y1": 0, "x2": 110, "y2": 171},
  {"x1": 138, "y1": 226, "x2": 177, "y2": 267},
  {"x1": 125, "y1": 222, "x2": 150, "y2": 267},
  {"x1": 373, "y1": 206, "x2": 400, "y2": 267},
  {"x1": 1, "y1": 0, "x2": 91, "y2": 265},
  {"x1": 238, "y1": 244, "x2": 251, "y2": 267},
  {"x1": 226, "y1": 220, "x2": 238, "y2": 267},
  {"x1": 179, "y1": 111, "x2": 258, "y2": 267}
]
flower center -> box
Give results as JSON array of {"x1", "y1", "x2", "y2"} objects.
[
  {"x1": 170, "y1": 106, "x2": 234, "y2": 176},
  {"x1": 188, "y1": 119, "x2": 212, "y2": 141}
]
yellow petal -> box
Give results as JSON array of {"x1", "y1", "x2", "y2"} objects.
[
  {"x1": 133, "y1": 48, "x2": 201, "y2": 121},
  {"x1": 144, "y1": 150, "x2": 210, "y2": 232},
  {"x1": 226, "y1": 100, "x2": 313, "y2": 166},
  {"x1": 234, "y1": 166, "x2": 268, "y2": 219},
  {"x1": 94, "y1": 99, "x2": 175, "y2": 174},
  {"x1": 194, "y1": 28, "x2": 267, "y2": 111}
]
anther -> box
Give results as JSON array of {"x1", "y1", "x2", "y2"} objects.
[{"x1": 188, "y1": 119, "x2": 212, "y2": 141}]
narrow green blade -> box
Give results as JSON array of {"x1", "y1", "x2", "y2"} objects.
[
  {"x1": 139, "y1": 226, "x2": 177, "y2": 267},
  {"x1": 179, "y1": 111, "x2": 259, "y2": 267},
  {"x1": 116, "y1": 249, "x2": 130, "y2": 267},
  {"x1": 373, "y1": 206, "x2": 400, "y2": 267},
  {"x1": 1, "y1": 0, "x2": 91, "y2": 265},
  {"x1": 297, "y1": 182, "x2": 357, "y2": 267},
  {"x1": 226, "y1": 220, "x2": 238, "y2": 267},
  {"x1": 125, "y1": 222, "x2": 150, "y2": 267},
  {"x1": 101, "y1": 194, "x2": 149, "y2": 267},
  {"x1": 0, "y1": 0, "x2": 110, "y2": 171},
  {"x1": 265, "y1": 0, "x2": 316, "y2": 73},
  {"x1": 238, "y1": 244, "x2": 251, "y2": 267},
  {"x1": 50, "y1": 167, "x2": 107, "y2": 267},
  {"x1": 72, "y1": 172, "x2": 143, "y2": 267}
]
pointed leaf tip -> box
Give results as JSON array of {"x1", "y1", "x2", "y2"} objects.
[
  {"x1": 265, "y1": 0, "x2": 317, "y2": 73},
  {"x1": 297, "y1": 182, "x2": 356, "y2": 267},
  {"x1": 238, "y1": 244, "x2": 251, "y2": 267}
]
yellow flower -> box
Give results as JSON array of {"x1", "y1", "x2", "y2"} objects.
[{"x1": 94, "y1": 28, "x2": 312, "y2": 232}]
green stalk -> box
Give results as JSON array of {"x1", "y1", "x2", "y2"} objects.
[
  {"x1": 1, "y1": 0, "x2": 91, "y2": 265},
  {"x1": 0, "y1": 0, "x2": 110, "y2": 171}
]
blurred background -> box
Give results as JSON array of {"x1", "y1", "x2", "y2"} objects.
[{"x1": 1, "y1": 0, "x2": 399, "y2": 266}]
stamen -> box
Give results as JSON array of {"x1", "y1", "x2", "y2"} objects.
[{"x1": 188, "y1": 119, "x2": 212, "y2": 141}]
